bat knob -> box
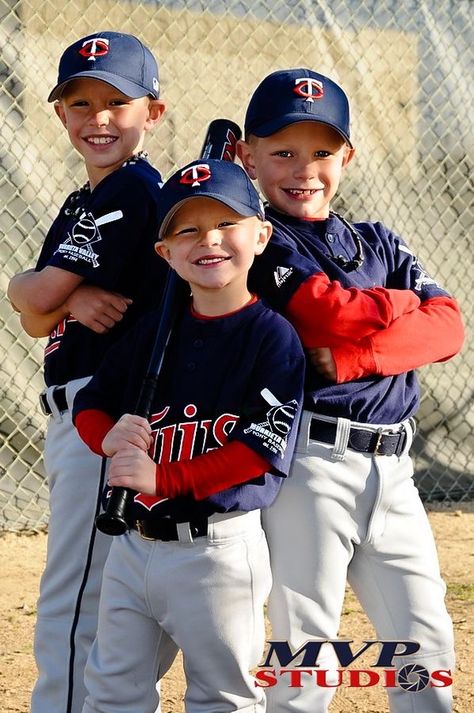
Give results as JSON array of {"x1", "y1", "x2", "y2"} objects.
[
  {"x1": 95, "y1": 511, "x2": 129, "y2": 536},
  {"x1": 95, "y1": 486, "x2": 135, "y2": 536}
]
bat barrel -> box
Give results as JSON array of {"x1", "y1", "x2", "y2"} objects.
[{"x1": 200, "y1": 119, "x2": 242, "y2": 161}]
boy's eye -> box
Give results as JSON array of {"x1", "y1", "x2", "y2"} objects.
[
  {"x1": 66, "y1": 98, "x2": 129, "y2": 108},
  {"x1": 174, "y1": 227, "x2": 198, "y2": 236},
  {"x1": 217, "y1": 221, "x2": 236, "y2": 228},
  {"x1": 271, "y1": 149, "x2": 332, "y2": 159}
]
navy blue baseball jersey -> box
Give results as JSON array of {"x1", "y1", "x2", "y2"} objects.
[
  {"x1": 73, "y1": 298, "x2": 305, "y2": 522},
  {"x1": 35, "y1": 154, "x2": 168, "y2": 386},
  {"x1": 249, "y1": 208, "x2": 457, "y2": 424}
]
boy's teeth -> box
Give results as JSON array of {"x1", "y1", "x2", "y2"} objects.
[
  {"x1": 288, "y1": 188, "x2": 315, "y2": 195},
  {"x1": 87, "y1": 137, "x2": 115, "y2": 144},
  {"x1": 198, "y1": 257, "x2": 226, "y2": 265}
]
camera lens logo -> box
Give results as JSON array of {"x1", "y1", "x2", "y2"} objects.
[{"x1": 397, "y1": 664, "x2": 430, "y2": 692}]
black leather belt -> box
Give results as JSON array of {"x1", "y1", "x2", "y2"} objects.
[
  {"x1": 309, "y1": 419, "x2": 408, "y2": 457},
  {"x1": 131, "y1": 517, "x2": 208, "y2": 541},
  {"x1": 40, "y1": 385, "x2": 69, "y2": 415}
]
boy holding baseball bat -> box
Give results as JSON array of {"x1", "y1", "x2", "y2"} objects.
[
  {"x1": 72, "y1": 158, "x2": 305, "y2": 713},
  {"x1": 7, "y1": 31, "x2": 169, "y2": 713},
  {"x1": 238, "y1": 68, "x2": 463, "y2": 712}
]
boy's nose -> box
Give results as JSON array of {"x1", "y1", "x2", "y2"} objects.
[
  {"x1": 91, "y1": 109, "x2": 110, "y2": 127},
  {"x1": 199, "y1": 229, "x2": 221, "y2": 246},
  {"x1": 293, "y1": 160, "x2": 316, "y2": 180}
]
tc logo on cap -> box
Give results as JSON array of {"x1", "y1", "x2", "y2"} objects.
[
  {"x1": 179, "y1": 163, "x2": 211, "y2": 188},
  {"x1": 78, "y1": 37, "x2": 110, "y2": 61},
  {"x1": 293, "y1": 77, "x2": 324, "y2": 103}
]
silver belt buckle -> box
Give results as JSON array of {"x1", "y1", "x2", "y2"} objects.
[
  {"x1": 374, "y1": 425, "x2": 405, "y2": 456},
  {"x1": 135, "y1": 521, "x2": 155, "y2": 541},
  {"x1": 374, "y1": 428, "x2": 385, "y2": 456}
]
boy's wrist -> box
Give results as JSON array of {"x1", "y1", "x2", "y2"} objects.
[{"x1": 331, "y1": 338, "x2": 377, "y2": 382}]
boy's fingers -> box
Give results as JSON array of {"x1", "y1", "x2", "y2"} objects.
[
  {"x1": 129, "y1": 432, "x2": 152, "y2": 450},
  {"x1": 106, "y1": 295, "x2": 132, "y2": 314},
  {"x1": 119, "y1": 414, "x2": 152, "y2": 431},
  {"x1": 109, "y1": 449, "x2": 143, "y2": 475}
]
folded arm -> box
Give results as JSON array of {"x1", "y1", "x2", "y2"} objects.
[
  {"x1": 9, "y1": 267, "x2": 132, "y2": 337},
  {"x1": 285, "y1": 273, "x2": 421, "y2": 348},
  {"x1": 8, "y1": 266, "x2": 83, "y2": 315},
  {"x1": 322, "y1": 296, "x2": 464, "y2": 382}
]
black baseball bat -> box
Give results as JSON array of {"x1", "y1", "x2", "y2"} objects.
[{"x1": 96, "y1": 119, "x2": 242, "y2": 536}]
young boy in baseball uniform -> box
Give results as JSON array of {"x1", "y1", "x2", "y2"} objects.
[
  {"x1": 7, "y1": 32, "x2": 170, "y2": 713},
  {"x1": 238, "y1": 68, "x2": 464, "y2": 713},
  {"x1": 72, "y1": 158, "x2": 305, "y2": 713}
]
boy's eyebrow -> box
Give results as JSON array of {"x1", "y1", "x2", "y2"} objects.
[{"x1": 62, "y1": 84, "x2": 133, "y2": 99}]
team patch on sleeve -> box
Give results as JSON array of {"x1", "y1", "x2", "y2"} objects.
[
  {"x1": 398, "y1": 245, "x2": 440, "y2": 291},
  {"x1": 244, "y1": 388, "x2": 298, "y2": 458},
  {"x1": 54, "y1": 209, "x2": 123, "y2": 268}
]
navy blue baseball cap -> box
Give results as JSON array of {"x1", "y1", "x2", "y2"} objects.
[
  {"x1": 244, "y1": 68, "x2": 352, "y2": 147},
  {"x1": 157, "y1": 159, "x2": 265, "y2": 240},
  {"x1": 48, "y1": 31, "x2": 160, "y2": 102}
]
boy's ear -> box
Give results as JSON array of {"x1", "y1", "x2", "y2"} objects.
[
  {"x1": 145, "y1": 99, "x2": 166, "y2": 130},
  {"x1": 342, "y1": 145, "x2": 355, "y2": 168},
  {"x1": 154, "y1": 240, "x2": 171, "y2": 262},
  {"x1": 237, "y1": 139, "x2": 258, "y2": 180},
  {"x1": 54, "y1": 102, "x2": 67, "y2": 128},
  {"x1": 254, "y1": 220, "x2": 272, "y2": 256}
]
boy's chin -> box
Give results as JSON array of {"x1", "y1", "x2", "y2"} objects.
[{"x1": 273, "y1": 202, "x2": 328, "y2": 221}]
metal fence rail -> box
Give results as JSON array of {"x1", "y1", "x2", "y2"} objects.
[{"x1": 1, "y1": 0, "x2": 473, "y2": 530}]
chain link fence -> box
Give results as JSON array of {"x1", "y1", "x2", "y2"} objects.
[{"x1": 1, "y1": 0, "x2": 473, "y2": 531}]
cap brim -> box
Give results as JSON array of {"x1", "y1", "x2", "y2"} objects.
[
  {"x1": 249, "y1": 114, "x2": 352, "y2": 147},
  {"x1": 48, "y1": 70, "x2": 158, "y2": 102},
  {"x1": 158, "y1": 195, "x2": 262, "y2": 241}
]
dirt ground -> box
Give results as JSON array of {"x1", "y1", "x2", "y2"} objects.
[{"x1": 1, "y1": 503, "x2": 473, "y2": 713}]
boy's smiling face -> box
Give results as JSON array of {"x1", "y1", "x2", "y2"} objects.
[
  {"x1": 239, "y1": 121, "x2": 354, "y2": 220},
  {"x1": 55, "y1": 77, "x2": 165, "y2": 188},
  {"x1": 155, "y1": 197, "x2": 271, "y2": 314}
]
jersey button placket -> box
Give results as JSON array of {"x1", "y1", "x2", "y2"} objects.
[{"x1": 187, "y1": 334, "x2": 205, "y2": 371}]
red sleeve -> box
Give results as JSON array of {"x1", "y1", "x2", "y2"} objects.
[
  {"x1": 332, "y1": 296, "x2": 464, "y2": 382},
  {"x1": 286, "y1": 273, "x2": 421, "y2": 348},
  {"x1": 75, "y1": 409, "x2": 116, "y2": 457},
  {"x1": 155, "y1": 440, "x2": 271, "y2": 500}
]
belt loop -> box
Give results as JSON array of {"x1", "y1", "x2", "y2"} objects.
[
  {"x1": 299, "y1": 410, "x2": 314, "y2": 449},
  {"x1": 331, "y1": 417, "x2": 351, "y2": 461},
  {"x1": 46, "y1": 386, "x2": 63, "y2": 421},
  {"x1": 399, "y1": 419, "x2": 415, "y2": 455},
  {"x1": 177, "y1": 522, "x2": 194, "y2": 544}
]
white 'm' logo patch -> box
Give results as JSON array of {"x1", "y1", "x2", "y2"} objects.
[{"x1": 274, "y1": 266, "x2": 293, "y2": 287}]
